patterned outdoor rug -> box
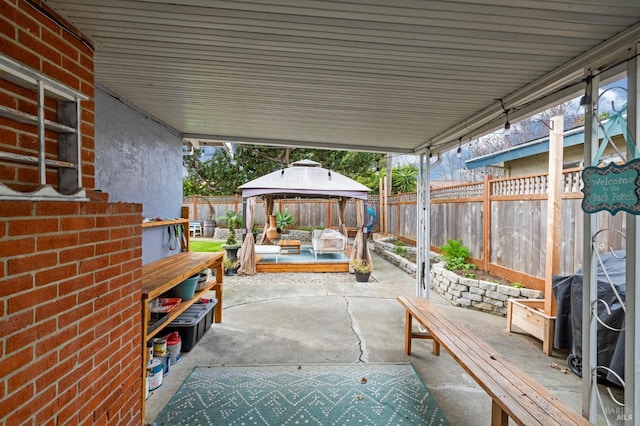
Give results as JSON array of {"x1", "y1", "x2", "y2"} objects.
[{"x1": 153, "y1": 363, "x2": 449, "y2": 425}]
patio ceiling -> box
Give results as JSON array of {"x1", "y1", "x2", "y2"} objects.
[{"x1": 45, "y1": 0, "x2": 640, "y2": 154}]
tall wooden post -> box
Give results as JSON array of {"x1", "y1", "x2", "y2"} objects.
[
  {"x1": 542, "y1": 115, "x2": 564, "y2": 355},
  {"x1": 482, "y1": 175, "x2": 492, "y2": 273}
]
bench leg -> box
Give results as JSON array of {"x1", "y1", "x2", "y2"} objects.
[
  {"x1": 491, "y1": 401, "x2": 508, "y2": 426},
  {"x1": 404, "y1": 311, "x2": 413, "y2": 355},
  {"x1": 431, "y1": 336, "x2": 440, "y2": 356}
]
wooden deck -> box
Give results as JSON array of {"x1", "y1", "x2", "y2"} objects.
[{"x1": 255, "y1": 246, "x2": 351, "y2": 273}]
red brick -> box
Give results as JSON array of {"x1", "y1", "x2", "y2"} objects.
[
  {"x1": 0, "y1": 347, "x2": 33, "y2": 378},
  {"x1": 2, "y1": 40, "x2": 41, "y2": 70},
  {"x1": 0, "y1": 383, "x2": 34, "y2": 419},
  {"x1": 60, "y1": 331, "x2": 94, "y2": 362},
  {"x1": 0, "y1": 273, "x2": 33, "y2": 297},
  {"x1": 62, "y1": 55, "x2": 92, "y2": 84},
  {"x1": 85, "y1": 191, "x2": 108, "y2": 204},
  {"x1": 80, "y1": 52, "x2": 93, "y2": 71},
  {"x1": 42, "y1": 27, "x2": 77, "y2": 61},
  {"x1": 9, "y1": 217, "x2": 58, "y2": 235},
  {"x1": 109, "y1": 250, "x2": 133, "y2": 266},
  {"x1": 0, "y1": 235, "x2": 36, "y2": 257},
  {"x1": 37, "y1": 232, "x2": 79, "y2": 251},
  {"x1": 8, "y1": 284, "x2": 57, "y2": 314},
  {"x1": 78, "y1": 281, "x2": 107, "y2": 304},
  {"x1": 35, "y1": 263, "x2": 77, "y2": 287},
  {"x1": 36, "y1": 201, "x2": 81, "y2": 216},
  {"x1": 58, "y1": 358, "x2": 91, "y2": 393},
  {"x1": 7, "y1": 318, "x2": 56, "y2": 353},
  {"x1": 36, "y1": 385, "x2": 77, "y2": 424},
  {"x1": 0, "y1": 309, "x2": 33, "y2": 338},
  {"x1": 1, "y1": 1, "x2": 39, "y2": 36},
  {"x1": 121, "y1": 236, "x2": 142, "y2": 250},
  {"x1": 95, "y1": 265, "x2": 121, "y2": 283},
  {"x1": 0, "y1": 14, "x2": 16, "y2": 40},
  {"x1": 60, "y1": 216, "x2": 95, "y2": 231},
  {"x1": 8, "y1": 350, "x2": 57, "y2": 393},
  {"x1": 35, "y1": 293, "x2": 76, "y2": 321},
  {"x1": 37, "y1": 325, "x2": 77, "y2": 358},
  {"x1": 59, "y1": 245, "x2": 91, "y2": 263},
  {"x1": 42, "y1": 60, "x2": 80, "y2": 91},
  {"x1": 120, "y1": 258, "x2": 142, "y2": 275},
  {"x1": 78, "y1": 254, "x2": 109, "y2": 274},
  {"x1": 0, "y1": 162, "x2": 17, "y2": 180},
  {"x1": 8, "y1": 251, "x2": 57, "y2": 275},
  {"x1": 58, "y1": 273, "x2": 92, "y2": 296},
  {"x1": 79, "y1": 228, "x2": 109, "y2": 244},
  {"x1": 0, "y1": 201, "x2": 34, "y2": 217},
  {"x1": 110, "y1": 227, "x2": 135, "y2": 240},
  {"x1": 58, "y1": 300, "x2": 92, "y2": 329},
  {"x1": 79, "y1": 309, "x2": 109, "y2": 335},
  {"x1": 95, "y1": 240, "x2": 121, "y2": 255}
]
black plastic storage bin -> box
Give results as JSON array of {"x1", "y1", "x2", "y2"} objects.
[{"x1": 163, "y1": 300, "x2": 217, "y2": 352}]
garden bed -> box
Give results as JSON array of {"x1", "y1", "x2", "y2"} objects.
[{"x1": 372, "y1": 237, "x2": 543, "y2": 317}]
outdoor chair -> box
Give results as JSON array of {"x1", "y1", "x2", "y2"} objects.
[
  {"x1": 312, "y1": 229, "x2": 347, "y2": 260},
  {"x1": 189, "y1": 221, "x2": 202, "y2": 237}
]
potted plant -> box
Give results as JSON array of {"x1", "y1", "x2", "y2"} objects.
[
  {"x1": 275, "y1": 210, "x2": 294, "y2": 238},
  {"x1": 223, "y1": 256, "x2": 238, "y2": 276},
  {"x1": 351, "y1": 259, "x2": 373, "y2": 282},
  {"x1": 216, "y1": 211, "x2": 243, "y2": 261}
]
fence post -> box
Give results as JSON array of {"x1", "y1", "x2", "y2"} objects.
[
  {"x1": 482, "y1": 175, "x2": 492, "y2": 273},
  {"x1": 193, "y1": 196, "x2": 198, "y2": 221},
  {"x1": 396, "y1": 192, "x2": 401, "y2": 237}
]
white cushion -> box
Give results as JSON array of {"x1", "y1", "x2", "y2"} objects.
[{"x1": 255, "y1": 245, "x2": 281, "y2": 255}]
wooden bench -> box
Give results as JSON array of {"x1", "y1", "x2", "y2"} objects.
[{"x1": 398, "y1": 296, "x2": 591, "y2": 426}]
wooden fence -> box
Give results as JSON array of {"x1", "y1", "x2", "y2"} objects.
[
  {"x1": 420, "y1": 169, "x2": 626, "y2": 290},
  {"x1": 183, "y1": 195, "x2": 374, "y2": 232},
  {"x1": 184, "y1": 168, "x2": 625, "y2": 290}
]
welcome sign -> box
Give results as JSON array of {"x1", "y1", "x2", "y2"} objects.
[{"x1": 581, "y1": 158, "x2": 640, "y2": 215}]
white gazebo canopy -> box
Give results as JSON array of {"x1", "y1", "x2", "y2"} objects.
[
  {"x1": 236, "y1": 159, "x2": 372, "y2": 276},
  {"x1": 238, "y1": 159, "x2": 371, "y2": 200}
]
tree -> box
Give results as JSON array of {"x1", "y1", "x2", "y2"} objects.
[
  {"x1": 183, "y1": 145, "x2": 385, "y2": 195},
  {"x1": 392, "y1": 164, "x2": 418, "y2": 193}
]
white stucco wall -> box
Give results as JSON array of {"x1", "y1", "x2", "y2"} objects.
[{"x1": 94, "y1": 85, "x2": 183, "y2": 264}]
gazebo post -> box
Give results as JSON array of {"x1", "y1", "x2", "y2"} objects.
[{"x1": 241, "y1": 197, "x2": 247, "y2": 242}]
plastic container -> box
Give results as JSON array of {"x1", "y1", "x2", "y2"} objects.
[
  {"x1": 163, "y1": 300, "x2": 217, "y2": 352},
  {"x1": 148, "y1": 357, "x2": 163, "y2": 391},
  {"x1": 165, "y1": 331, "x2": 182, "y2": 365},
  {"x1": 172, "y1": 274, "x2": 199, "y2": 300}
]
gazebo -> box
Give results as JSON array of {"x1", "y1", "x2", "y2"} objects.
[{"x1": 236, "y1": 159, "x2": 372, "y2": 275}]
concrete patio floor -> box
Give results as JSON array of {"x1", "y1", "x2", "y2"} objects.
[{"x1": 144, "y1": 250, "x2": 622, "y2": 425}]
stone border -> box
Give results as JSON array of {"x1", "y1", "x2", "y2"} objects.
[{"x1": 372, "y1": 238, "x2": 543, "y2": 317}]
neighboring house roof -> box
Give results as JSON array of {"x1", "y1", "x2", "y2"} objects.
[
  {"x1": 238, "y1": 159, "x2": 371, "y2": 200},
  {"x1": 465, "y1": 115, "x2": 627, "y2": 170}
]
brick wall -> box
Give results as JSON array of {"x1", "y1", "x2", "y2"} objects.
[
  {"x1": 0, "y1": 0, "x2": 95, "y2": 192},
  {"x1": 1, "y1": 1, "x2": 143, "y2": 424},
  {"x1": 0, "y1": 195, "x2": 143, "y2": 425}
]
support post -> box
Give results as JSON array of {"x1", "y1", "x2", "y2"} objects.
[
  {"x1": 582, "y1": 72, "x2": 599, "y2": 421},
  {"x1": 482, "y1": 174, "x2": 492, "y2": 273},
  {"x1": 625, "y1": 46, "x2": 639, "y2": 425},
  {"x1": 542, "y1": 115, "x2": 563, "y2": 355}
]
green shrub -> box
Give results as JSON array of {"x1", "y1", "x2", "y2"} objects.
[
  {"x1": 395, "y1": 240, "x2": 407, "y2": 256},
  {"x1": 438, "y1": 239, "x2": 476, "y2": 271},
  {"x1": 275, "y1": 210, "x2": 294, "y2": 232}
]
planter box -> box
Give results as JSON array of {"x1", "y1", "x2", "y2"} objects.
[{"x1": 507, "y1": 299, "x2": 556, "y2": 355}]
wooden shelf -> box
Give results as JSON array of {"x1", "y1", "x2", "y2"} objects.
[
  {"x1": 146, "y1": 280, "x2": 217, "y2": 341},
  {"x1": 142, "y1": 252, "x2": 223, "y2": 297},
  {"x1": 141, "y1": 250, "x2": 224, "y2": 421},
  {"x1": 142, "y1": 218, "x2": 189, "y2": 229}
]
